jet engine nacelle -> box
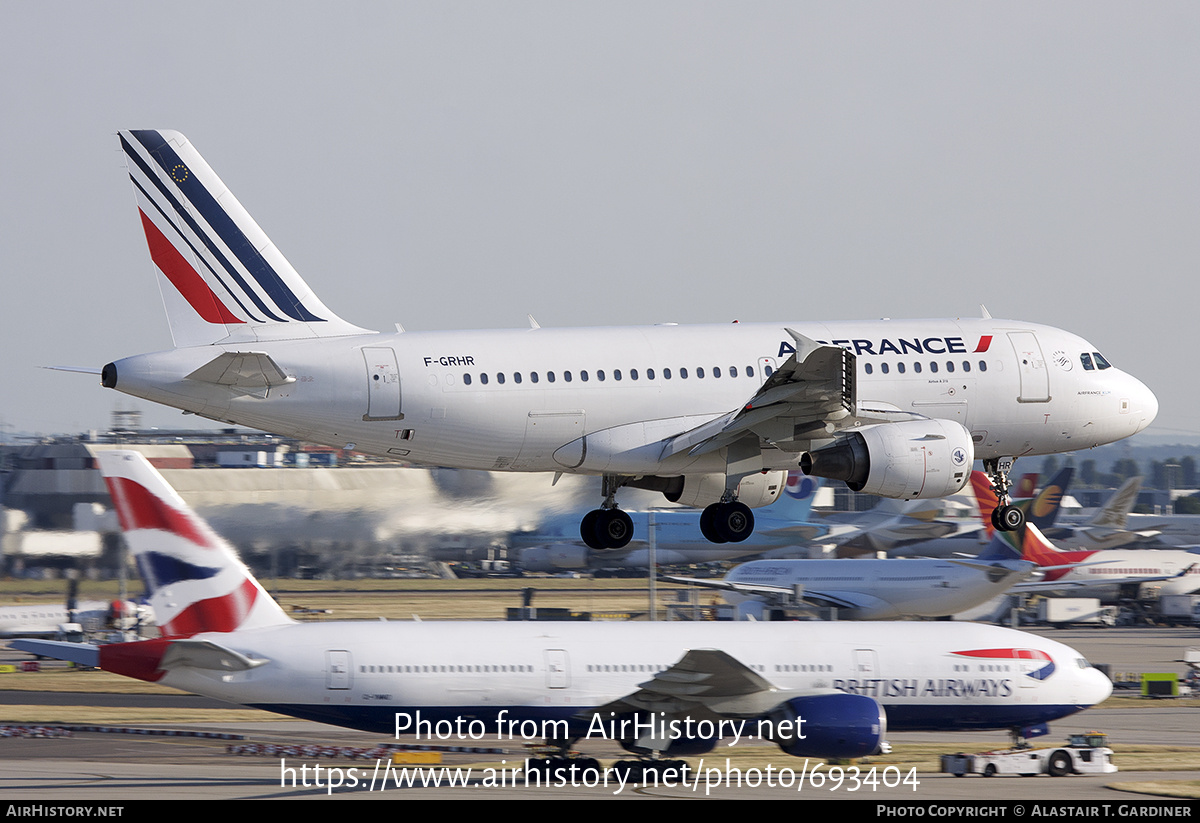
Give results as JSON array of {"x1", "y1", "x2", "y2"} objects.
[
  {"x1": 663, "y1": 470, "x2": 787, "y2": 509},
  {"x1": 800, "y1": 419, "x2": 973, "y2": 499},
  {"x1": 519, "y1": 545, "x2": 590, "y2": 572},
  {"x1": 764, "y1": 693, "x2": 887, "y2": 759}
]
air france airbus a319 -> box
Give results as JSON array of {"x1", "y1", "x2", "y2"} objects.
[
  {"x1": 15, "y1": 452, "x2": 1113, "y2": 772},
  {"x1": 99, "y1": 130, "x2": 1157, "y2": 549}
]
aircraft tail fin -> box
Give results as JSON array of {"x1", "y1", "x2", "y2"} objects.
[
  {"x1": 1088, "y1": 476, "x2": 1142, "y2": 529},
  {"x1": 970, "y1": 471, "x2": 1001, "y2": 537},
  {"x1": 119, "y1": 130, "x2": 374, "y2": 347},
  {"x1": 1026, "y1": 468, "x2": 1073, "y2": 530},
  {"x1": 773, "y1": 472, "x2": 820, "y2": 521},
  {"x1": 97, "y1": 450, "x2": 293, "y2": 637}
]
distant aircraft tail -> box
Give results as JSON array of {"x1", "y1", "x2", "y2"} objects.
[
  {"x1": 97, "y1": 450, "x2": 293, "y2": 636},
  {"x1": 1087, "y1": 476, "x2": 1142, "y2": 529},
  {"x1": 975, "y1": 522, "x2": 1064, "y2": 566},
  {"x1": 971, "y1": 468, "x2": 1074, "y2": 538},
  {"x1": 119, "y1": 130, "x2": 373, "y2": 347},
  {"x1": 774, "y1": 472, "x2": 820, "y2": 521}
]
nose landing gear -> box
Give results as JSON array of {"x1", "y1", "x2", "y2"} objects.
[{"x1": 984, "y1": 456, "x2": 1026, "y2": 532}]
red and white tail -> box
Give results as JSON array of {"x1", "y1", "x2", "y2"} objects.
[{"x1": 98, "y1": 450, "x2": 292, "y2": 637}]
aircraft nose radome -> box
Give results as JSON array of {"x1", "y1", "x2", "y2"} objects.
[
  {"x1": 1137, "y1": 380, "x2": 1159, "y2": 432},
  {"x1": 1085, "y1": 667, "x2": 1114, "y2": 707}
]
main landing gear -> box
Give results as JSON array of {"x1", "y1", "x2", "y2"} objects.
[
  {"x1": 581, "y1": 475, "x2": 635, "y2": 550},
  {"x1": 699, "y1": 500, "x2": 755, "y2": 544},
  {"x1": 984, "y1": 456, "x2": 1025, "y2": 532}
]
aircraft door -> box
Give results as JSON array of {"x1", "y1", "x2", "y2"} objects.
[
  {"x1": 1008, "y1": 332, "x2": 1050, "y2": 403},
  {"x1": 544, "y1": 649, "x2": 570, "y2": 689},
  {"x1": 854, "y1": 649, "x2": 880, "y2": 678},
  {"x1": 363, "y1": 347, "x2": 404, "y2": 420},
  {"x1": 326, "y1": 650, "x2": 352, "y2": 689}
]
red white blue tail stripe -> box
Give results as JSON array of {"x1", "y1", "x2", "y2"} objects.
[{"x1": 120, "y1": 130, "x2": 371, "y2": 346}]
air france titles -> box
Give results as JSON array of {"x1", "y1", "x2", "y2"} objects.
[{"x1": 780, "y1": 336, "x2": 993, "y2": 358}]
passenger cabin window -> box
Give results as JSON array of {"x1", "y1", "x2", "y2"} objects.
[{"x1": 463, "y1": 373, "x2": 473, "y2": 385}]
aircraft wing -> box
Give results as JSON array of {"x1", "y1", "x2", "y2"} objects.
[
  {"x1": 662, "y1": 330, "x2": 855, "y2": 459},
  {"x1": 665, "y1": 576, "x2": 875, "y2": 611},
  {"x1": 586, "y1": 648, "x2": 798, "y2": 720}
]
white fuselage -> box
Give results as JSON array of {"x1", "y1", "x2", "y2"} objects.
[
  {"x1": 110, "y1": 317, "x2": 1157, "y2": 477},
  {"x1": 155, "y1": 620, "x2": 1111, "y2": 734},
  {"x1": 1036, "y1": 548, "x2": 1200, "y2": 600},
  {"x1": 720, "y1": 558, "x2": 1035, "y2": 619}
]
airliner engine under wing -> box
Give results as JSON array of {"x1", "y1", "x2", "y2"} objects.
[
  {"x1": 16, "y1": 452, "x2": 1112, "y2": 763},
  {"x1": 100, "y1": 130, "x2": 1158, "y2": 548}
]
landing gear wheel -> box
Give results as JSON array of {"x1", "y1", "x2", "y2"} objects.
[
  {"x1": 1047, "y1": 750, "x2": 1072, "y2": 777},
  {"x1": 699, "y1": 504, "x2": 728, "y2": 544},
  {"x1": 595, "y1": 509, "x2": 634, "y2": 549},
  {"x1": 992, "y1": 504, "x2": 1025, "y2": 532},
  {"x1": 581, "y1": 510, "x2": 604, "y2": 549},
  {"x1": 716, "y1": 501, "x2": 754, "y2": 543}
]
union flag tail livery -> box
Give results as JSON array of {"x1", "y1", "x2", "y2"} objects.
[
  {"x1": 98, "y1": 450, "x2": 292, "y2": 636},
  {"x1": 120, "y1": 130, "x2": 369, "y2": 347}
]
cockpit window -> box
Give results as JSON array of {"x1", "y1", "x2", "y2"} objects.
[
  {"x1": 1080, "y1": 353, "x2": 1094, "y2": 370},
  {"x1": 1092, "y1": 352, "x2": 1112, "y2": 370},
  {"x1": 1077, "y1": 658, "x2": 1093, "y2": 669}
]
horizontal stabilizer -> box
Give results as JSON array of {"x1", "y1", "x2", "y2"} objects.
[
  {"x1": 186, "y1": 351, "x2": 294, "y2": 391},
  {"x1": 159, "y1": 638, "x2": 268, "y2": 672},
  {"x1": 11, "y1": 639, "x2": 99, "y2": 667}
]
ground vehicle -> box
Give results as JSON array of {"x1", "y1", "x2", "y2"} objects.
[{"x1": 942, "y1": 732, "x2": 1116, "y2": 777}]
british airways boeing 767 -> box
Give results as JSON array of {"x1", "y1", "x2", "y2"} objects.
[{"x1": 100, "y1": 130, "x2": 1157, "y2": 548}]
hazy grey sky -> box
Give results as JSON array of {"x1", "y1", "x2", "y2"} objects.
[{"x1": 2, "y1": 2, "x2": 1196, "y2": 439}]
